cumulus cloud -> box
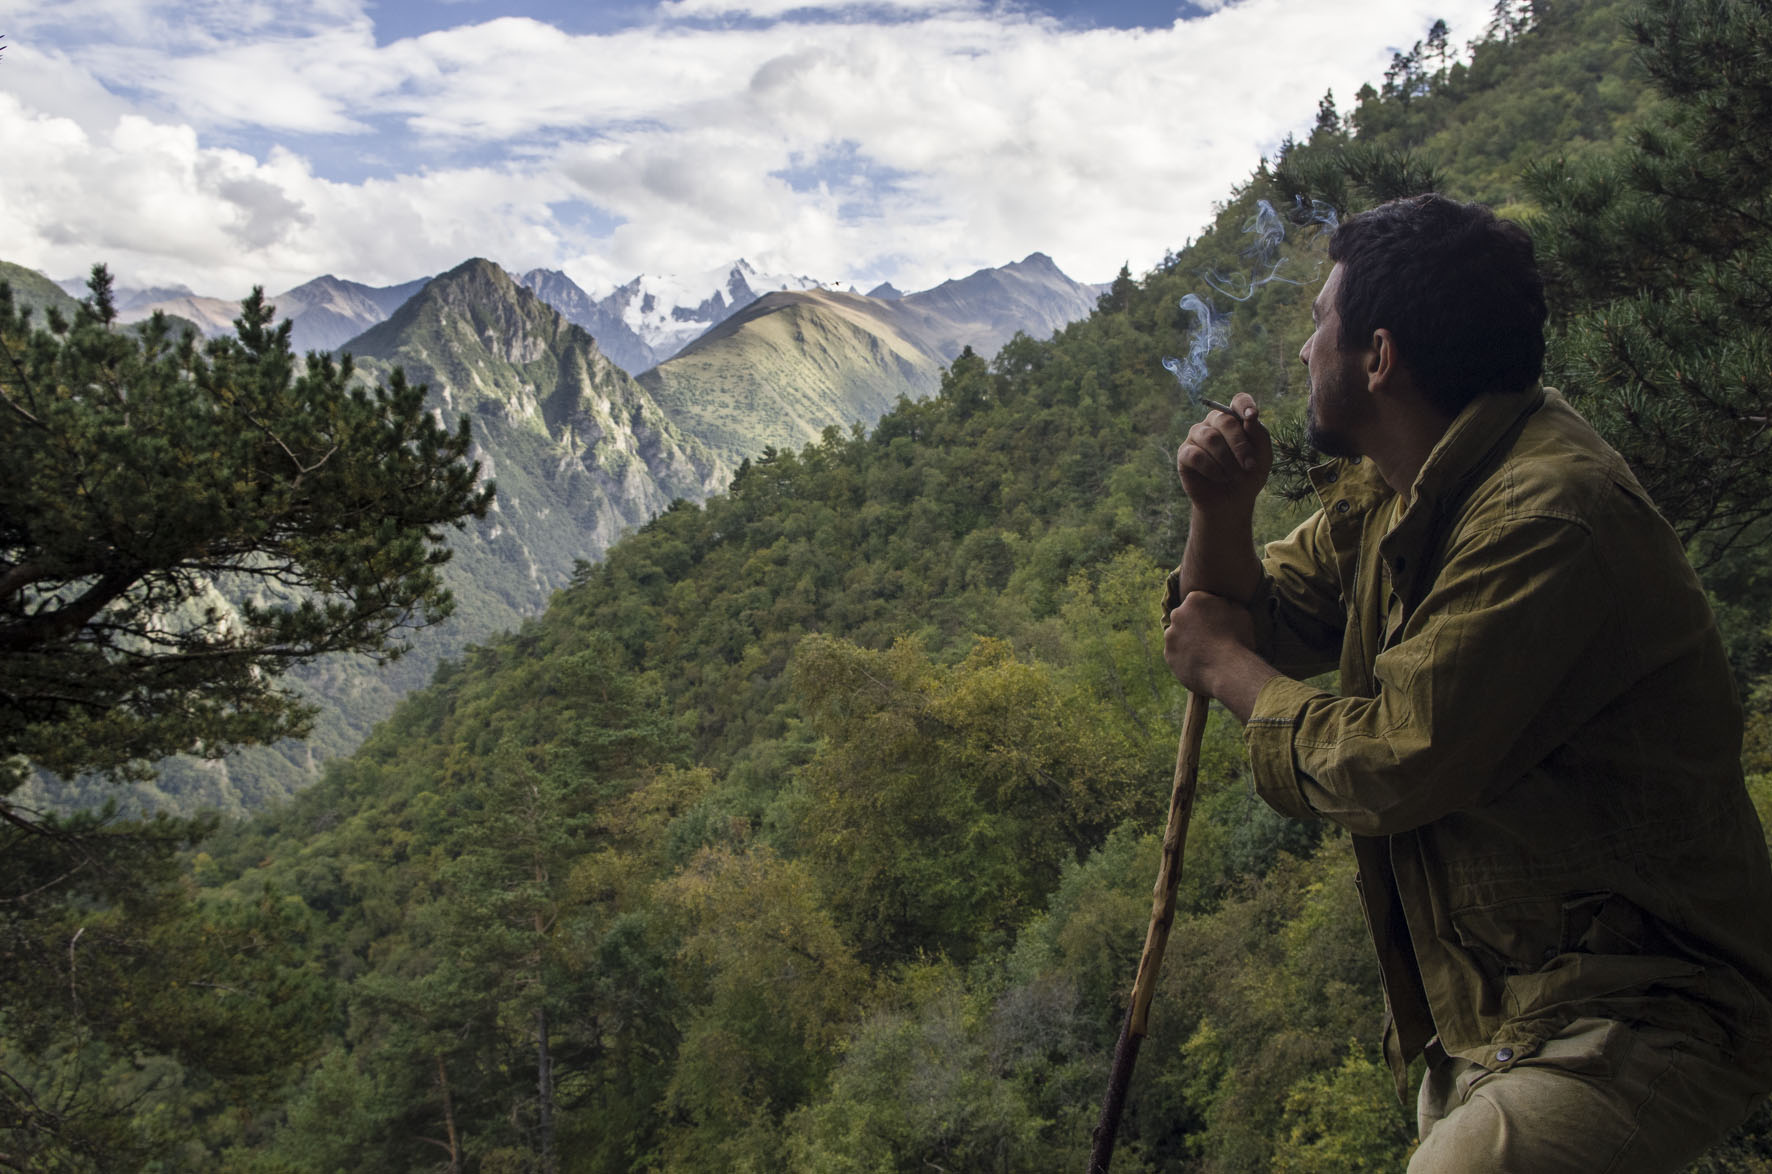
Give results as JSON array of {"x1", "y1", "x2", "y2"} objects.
[
  {"x1": 0, "y1": 0, "x2": 1498, "y2": 297},
  {"x1": 0, "y1": 89, "x2": 576, "y2": 293},
  {"x1": 657, "y1": 0, "x2": 984, "y2": 19}
]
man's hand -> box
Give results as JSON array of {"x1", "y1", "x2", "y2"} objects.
[
  {"x1": 1164, "y1": 590, "x2": 1280, "y2": 723},
  {"x1": 1170, "y1": 392, "x2": 1271, "y2": 615},
  {"x1": 1176, "y1": 392, "x2": 1273, "y2": 516}
]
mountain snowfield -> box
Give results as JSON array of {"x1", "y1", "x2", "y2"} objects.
[{"x1": 600, "y1": 258, "x2": 828, "y2": 360}]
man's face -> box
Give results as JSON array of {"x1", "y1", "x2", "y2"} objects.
[{"x1": 1299, "y1": 263, "x2": 1370, "y2": 459}]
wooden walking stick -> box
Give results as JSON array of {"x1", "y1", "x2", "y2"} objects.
[{"x1": 1087, "y1": 687, "x2": 1211, "y2": 1173}]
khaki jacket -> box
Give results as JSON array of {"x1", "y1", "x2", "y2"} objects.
[{"x1": 1198, "y1": 387, "x2": 1772, "y2": 1097}]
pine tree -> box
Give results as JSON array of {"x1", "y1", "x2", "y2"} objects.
[
  {"x1": 1528, "y1": 0, "x2": 1772, "y2": 557},
  {"x1": 0, "y1": 266, "x2": 490, "y2": 1162},
  {"x1": 1311, "y1": 89, "x2": 1343, "y2": 142},
  {"x1": 0, "y1": 268, "x2": 493, "y2": 799},
  {"x1": 1426, "y1": 18, "x2": 1454, "y2": 78}
]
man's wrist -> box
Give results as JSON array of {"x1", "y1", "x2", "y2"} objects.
[
  {"x1": 1205, "y1": 645, "x2": 1282, "y2": 724},
  {"x1": 1180, "y1": 505, "x2": 1262, "y2": 603}
]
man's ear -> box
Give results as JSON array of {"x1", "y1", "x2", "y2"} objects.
[{"x1": 1366, "y1": 327, "x2": 1399, "y2": 394}]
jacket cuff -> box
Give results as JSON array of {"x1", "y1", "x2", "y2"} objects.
[{"x1": 1244, "y1": 674, "x2": 1331, "y2": 822}]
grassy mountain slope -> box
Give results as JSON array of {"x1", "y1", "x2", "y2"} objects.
[
  {"x1": 637, "y1": 255, "x2": 1103, "y2": 466},
  {"x1": 638, "y1": 288, "x2": 949, "y2": 463},
  {"x1": 0, "y1": 260, "x2": 80, "y2": 322}
]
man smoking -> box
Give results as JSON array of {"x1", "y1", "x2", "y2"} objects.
[{"x1": 1163, "y1": 193, "x2": 1772, "y2": 1171}]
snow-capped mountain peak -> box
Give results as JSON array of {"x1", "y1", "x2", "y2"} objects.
[{"x1": 605, "y1": 259, "x2": 830, "y2": 362}]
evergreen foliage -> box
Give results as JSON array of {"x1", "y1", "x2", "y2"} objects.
[
  {"x1": 1528, "y1": 0, "x2": 1772, "y2": 557},
  {"x1": 0, "y1": 268, "x2": 490, "y2": 1163},
  {"x1": 0, "y1": 268, "x2": 492, "y2": 791}
]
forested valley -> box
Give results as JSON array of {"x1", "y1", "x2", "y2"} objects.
[{"x1": 6, "y1": 0, "x2": 1772, "y2": 1169}]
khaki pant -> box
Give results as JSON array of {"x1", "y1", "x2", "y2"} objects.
[{"x1": 1410, "y1": 1018, "x2": 1766, "y2": 1173}]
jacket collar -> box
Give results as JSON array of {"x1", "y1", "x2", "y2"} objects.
[
  {"x1": 1382, "y1": 385, "x2": 1546, "y2": 601},
  {"x1": 1406, "y1": 384, "x2": 1547, "y2": 522},
  {"x1": 1303, "y1": 386, "x2": 1548, "y2": 601},
  {"x1": 1306, "y1": 385, "x2": 1547, "y2": 523}
]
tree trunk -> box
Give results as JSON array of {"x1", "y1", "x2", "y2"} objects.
[
  {"x1": 436, "y1": 1052, "x2": 462, "y2": 1174},
  {"x1": 537, "y1": 1005, "x2": 556, "y2": 1174}
]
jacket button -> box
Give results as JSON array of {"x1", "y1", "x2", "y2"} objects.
[
  {"x1": 1496, "y1": 1047, "x2": 1514, "y2": 1063},
  {"x1": 1334, "y1": 500, "x2": 1351, "y2": 514},
  {"x1": 1323, "y1": 470, "x2": 1338, "y2": 484}
]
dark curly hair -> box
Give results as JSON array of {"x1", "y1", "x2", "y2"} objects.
[{"x1": 1329, "y1": 194, "x2": 1547, "y2": 416}]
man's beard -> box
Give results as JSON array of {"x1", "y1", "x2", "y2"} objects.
[{"x1": 1306, "y1": 401, "x2": 1361, "y2": 460}]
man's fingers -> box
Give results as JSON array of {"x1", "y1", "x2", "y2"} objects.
[
  {"x1": 1179, "y1": 420, "x2": 1239, "y2": 482},
  {"x1": 1213, "y1": 411, "x2": 1259, "y2": 471},
  {"x1": 1185, "y1": 412, "x2": 1263, "y2": 475}
]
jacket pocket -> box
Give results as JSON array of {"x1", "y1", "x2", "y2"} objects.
[
  {"x1": 1451, "y1": 889, "x2": 1671, "y2": 982},
  {"x1": 1559, "y1": 891, "x2": 1665, "y2": 956},
  {"x1": 1449, "y1": 897, "x2": 1561, "y2": 980},
  {"x1": 1455, "y1": 1016, "x2": 1630, "y2": 1099}
]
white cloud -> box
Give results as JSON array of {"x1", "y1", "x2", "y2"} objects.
[
  {"x1": 0, "y1": 88, "x2": 577, "y2": 293},
  {"x1": 658, "y1": 0, "x2": 984, "y2": 19},
  {"x1": 0, "y1": 0, "x2": 1500, "y2": 297}
]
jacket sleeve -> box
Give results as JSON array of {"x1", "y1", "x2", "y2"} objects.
[
  {"x1": 1252, "y1": 510, "x2": 1347, "y2": 680},
  {"x1": 1244, "y1": 510, "x2": 1609, "y2": 835}
]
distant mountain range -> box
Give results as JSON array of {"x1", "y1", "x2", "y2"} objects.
[
  {"x1": 270, "y1": 274, "x2": 433, "y2": 351},
  {"x1": 69, "y1": 253, "x2": 1101, "y2": 378},
  {"x1": 518, "y1": 259, "x2": 827, "y2": 375},
  {"x1": 7, "y1": 249, "x2": 1105, "y2": 814},
  {"x1": 639, "y1": 253, "x2": 1103, "y2": 464},
  {"x1": 55, "y1": 273, "x2": 435, "y2": 353}
]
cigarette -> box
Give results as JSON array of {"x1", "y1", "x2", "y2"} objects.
[{"x1": 1198, "y1": 396, "x2": 1237, "y2": 416}]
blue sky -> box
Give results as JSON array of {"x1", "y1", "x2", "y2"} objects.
[
  {"x1": 0, "y1": 0, "x2": 1497, "y2": 297},
  {"x1": 363, "y1": 1, "x2": 1225, "y2": 39}
]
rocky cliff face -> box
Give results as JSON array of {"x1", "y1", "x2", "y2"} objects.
[
  {"x1": 518, "y1": 268, "x2": 660, "y2": 377},
  {"x1": 351, "y1": 259, "x2": 730, "y2": 588},
  {"x1": 93, "y1": 260, "x2": 735, "y2": 816}
]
